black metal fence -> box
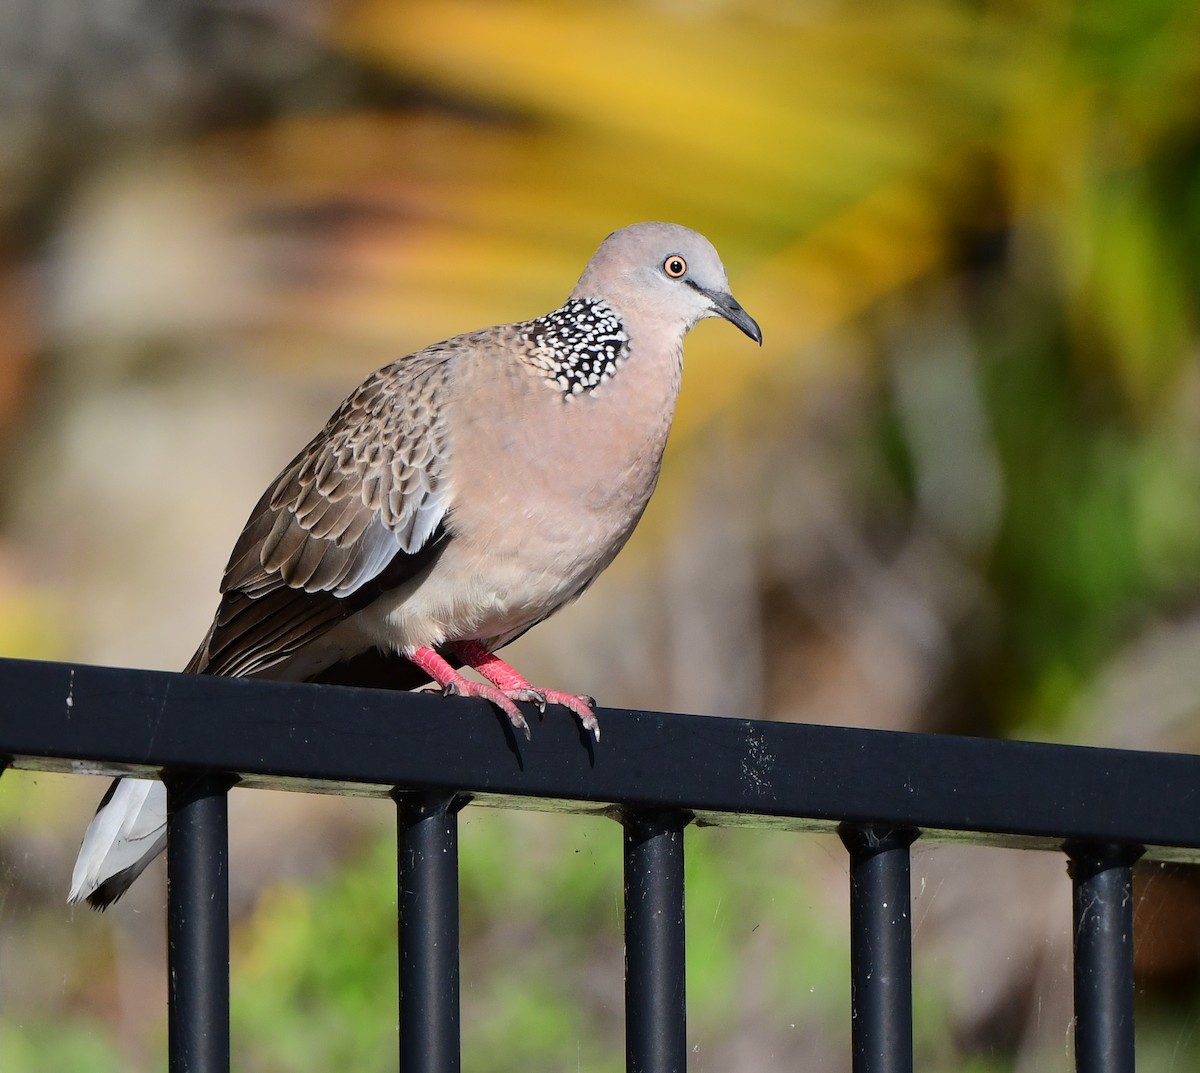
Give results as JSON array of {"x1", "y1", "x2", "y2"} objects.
[{"x1": 5, "y1": 655, "x2": 1197, "y2": 1073}]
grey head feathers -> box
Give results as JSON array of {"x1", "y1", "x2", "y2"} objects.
[{"x1": 572, "y1": 222, "x2": 762, "y2": 345}]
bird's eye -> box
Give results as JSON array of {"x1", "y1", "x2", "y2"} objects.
[{"x1": 663, "y1": 255, "x2": 687, "y2": 279}]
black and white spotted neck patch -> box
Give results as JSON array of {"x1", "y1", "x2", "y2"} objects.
[{"x1": 519, "y1": 298, "x2": 630, "y2": 400}]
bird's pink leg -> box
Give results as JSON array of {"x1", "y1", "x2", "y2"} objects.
[
  {"x1": 403, "y1": 645, "x2": 531, "y2": 739},
  {"x1": 451, "y1": 640, "x2": 601, "y2": 741}
]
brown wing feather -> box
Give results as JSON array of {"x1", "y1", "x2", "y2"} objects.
[{"x1": 188, "y1": 347, "x2": 456, "y2": 678}]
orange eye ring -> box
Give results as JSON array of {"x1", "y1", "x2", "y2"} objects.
[{"x1": 663, "y1": 255, "x2": 687, "y2": 279}]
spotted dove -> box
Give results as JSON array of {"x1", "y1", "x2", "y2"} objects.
[{"x1": 68, "y1": 222, "x2": 761, "y2": 908}]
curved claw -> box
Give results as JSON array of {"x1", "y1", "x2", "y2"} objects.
[{"x1": 539, "y1": 690, "x2": 600, "y2": 742}]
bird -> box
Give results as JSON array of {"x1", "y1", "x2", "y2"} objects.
[{"x1": 68, "y1": 221, "x2": 762, "y2": 909}]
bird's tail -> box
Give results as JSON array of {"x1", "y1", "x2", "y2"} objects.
[{"x1": 68, "y1": 777, "x2": 167, "y2": 910}]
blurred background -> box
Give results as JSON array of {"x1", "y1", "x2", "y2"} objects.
[{"x1": 1, "y1": 0, "x2": 1200, "y2": 1069}]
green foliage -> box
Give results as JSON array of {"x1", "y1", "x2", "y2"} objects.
[
  {"x1": 458, "y1": 810, "x2": 623, "y2": 1073},
  {"x1": 686, "y1": 827, "x2": 848, "y2": 1033},
  {"x1": 978, "y1": 309, "x2": 1200, "y2": 729},
  {"x1": 230, "y1": 811, "x2": 627, "y2": 1073},
  {"x1": 228, "y1": 815, "x2": 866, "y2": 1072},
  {"x1": 231, "y1": 836, "x2": 398, "y2": 1073},
  {"x1": 0, "y1": 1019, "x2": 126, "y2": 1073},
  {"x1": 1136, "y1": 992, "x2": 1200, "y2": 1071}
]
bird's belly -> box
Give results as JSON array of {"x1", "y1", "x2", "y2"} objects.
[{"x1": 345, "y1": 502, "x2": 635, "y2": 655}]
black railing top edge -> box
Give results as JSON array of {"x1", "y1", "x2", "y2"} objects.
[{"x1": 2, "y1": 656, "x2": 1196, "y2": 861}]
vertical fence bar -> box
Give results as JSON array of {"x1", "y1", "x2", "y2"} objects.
[
  {"x1": 623, "y1": 808, "x2": 690, "y2": 1073},
  {"x1": 166, "y1": 771, "x2": 233, "y2": 1073},
  {"x1": 839, "y1": 825, "x2": 919, "y2": 1073},
  {"x1": 395, "y1": 791, "x2": 465, "y2": 1073},
  {"x1": 1067, "y1": 842, "x2": 1143, "y2": 1073}
]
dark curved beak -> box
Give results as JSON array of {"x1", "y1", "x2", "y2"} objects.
[{"x1": 701, "y1": 286, "x2": 763, "y2": 345}]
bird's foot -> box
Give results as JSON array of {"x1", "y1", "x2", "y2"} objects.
[
  {"x1": 404, "y1": 645, "x2": 531, "y2": 739},
  {"x1": 451, "y1": 640, "x2": 601, "y2": 741}
]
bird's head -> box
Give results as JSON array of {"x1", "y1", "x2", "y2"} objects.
[{"x1": 572, "y1": 222, "x2": 762, "y2": 346}]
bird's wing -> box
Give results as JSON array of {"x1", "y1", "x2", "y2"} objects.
[{"x1": 189, "y1": 348, "x2": 456, "y2": 677}]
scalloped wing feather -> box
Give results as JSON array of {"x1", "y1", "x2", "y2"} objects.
[{"x1": 189, "y1": 348, "x2": 456, "y2": 677}]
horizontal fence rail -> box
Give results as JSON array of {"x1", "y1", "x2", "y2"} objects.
[
  {"x1": 0, "y1": 656, "x2": 1184, "y2": 1072},
  {"x1": 10, "y1": 657, "x2": 1200, "y2": 859}
]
